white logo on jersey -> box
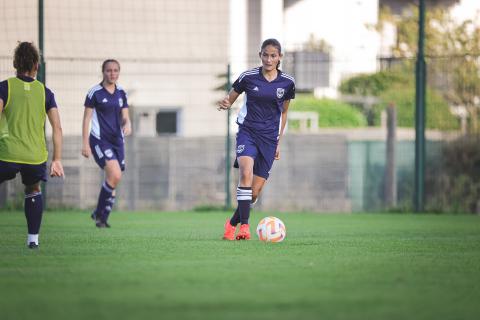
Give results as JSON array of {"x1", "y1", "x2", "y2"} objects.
[
  {"x1": 102, "y1": 98, "x2": 108, "y2": 103},
  {"x1": 276, "y1": 88, "x2": 285, "y2": 98},
  {"x1": 105, "y1": 149, "x2": 113, "y2": 158},
  {"x1": 253, "y1": 86, "x2": 259, "y2": 91},
  {"x1": 119, "y1": 98, "x2": 123, "y2": 107},
  {"x1": 237, "y1": 145, "x2": 245, "y2": 154}
]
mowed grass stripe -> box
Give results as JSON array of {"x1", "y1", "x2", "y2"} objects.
[{"x1": 0, "y1": 211, "x2": 479, "y2": 320}]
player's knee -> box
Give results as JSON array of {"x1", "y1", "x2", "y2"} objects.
[
  {"x1": 108, "y1": 173, "x2": 122, "y2": 187},
  {"x1": 240, "y1": 166, "x2": 252, "y2": 175},
  {"x1": 24, "y1": 183, "x2": 41, "y2": 195}
]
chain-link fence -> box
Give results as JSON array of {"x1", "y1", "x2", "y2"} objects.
[{"x1": 1, "y1": 0, "x2": 479, "y2": 213}]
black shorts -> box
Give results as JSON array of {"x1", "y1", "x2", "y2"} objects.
[{"x1": 0, "y1": 160, "x2": 47, "y2": 185}]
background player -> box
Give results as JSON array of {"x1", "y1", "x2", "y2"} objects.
[
  {"x1": 0, "y1": 42, "x2": 64, "y2": 248},
  {"x1": 218, "y1": 38, "x2": 295, "y2": 240},
  {"x1": 81, "y1": 59, "x2": 131, "y2": 228}
]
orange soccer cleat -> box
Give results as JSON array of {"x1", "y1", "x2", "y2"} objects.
[
  {"x1": 222, "y1": 219, "x2": 237, "y2": 241},
  {"x1": 236, "y1": 224, "x2": 251, "y2": 240}
]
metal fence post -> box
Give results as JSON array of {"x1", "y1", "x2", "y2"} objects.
[
  {"x1": 225, "y1": 64, "x2": 232, "y2": 210},
  {"x1": 415, "y1": 0, "x2": 427, "y2": 212}
]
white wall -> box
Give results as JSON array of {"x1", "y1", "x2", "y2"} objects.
[
  {"x1": 229, "y1": 0, "x2": 248, "y2": 79},
  {"x1": 261, "y1": 0, "x2": 284, "y2": 42},
  {"x1": 0, "y1": 0, "x2": 230, "y2": 137}
]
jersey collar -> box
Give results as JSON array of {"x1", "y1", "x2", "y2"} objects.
[
  {"x1": 16, "y1": 75, "x2": 35, "y2": 83},
  {"x1": 259, "y1": 67, "x2": 281, "y2": 83},
  {"x1": 100, "y1": 82, "x2": 118, "y2": 95}
]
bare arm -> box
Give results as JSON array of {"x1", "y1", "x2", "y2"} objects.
[
  {"x1": 217, "y1": 89, "x2": 241, "y2": 110},
  {"x1": 81, "y1": 107, "x2": 93, "y2": 158},
  {"x1": 47, "y1": 108, "x2": 64, "y2": 177},
  {"x1": 0, "y1": 98, "x2": 3, "y2": 115},
  {"x1": 275, "y1": 100, "x2": 291, "y2": 160},
  {"x1": 121, "y1": 108, "x2": 132, "y2": 136}
]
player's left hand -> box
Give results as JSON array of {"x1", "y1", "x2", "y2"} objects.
[
  {"x1": 123, "y1": 122, "x2": 132, "y2": 136},
  {"x1": 275, "y1": 145, "x2": 280, "y2": 160},
  {"x1": 50, "y1": 160, "x2": 65, "y2": 178}
]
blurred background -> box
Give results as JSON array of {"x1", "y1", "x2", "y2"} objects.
[{"x1": 1, "y1": 0, "x2": 479, "y2": 214}]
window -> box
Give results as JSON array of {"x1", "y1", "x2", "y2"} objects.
[
  {"x1": 283, "y1": 51, "x2": 330, "y2": 91},
  {"x1": 156, "y1": 111, "x2": 178, "y2": 135}
]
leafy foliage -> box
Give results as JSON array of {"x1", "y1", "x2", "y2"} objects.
[
  {"x1": 379, "y1": 85, "x2": 459, "y2": 130},
  {"x1": 426, "y1": 135, "x2": 480, "y2": 213},
  {"x1": 339, "y1": 70, "x2": 411, "y2": 96},
  {"x1": 378, "y1": 5, "x2": 480, "y2": 132},
  {"x1": 339, "y1": 67, "x2": 458, "y2": 130},
  {"x1": 290, "y1": 94, "x2": 367, "y2": 128}
]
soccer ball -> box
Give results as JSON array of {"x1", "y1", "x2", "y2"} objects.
[{"x1": 256, "y1": 216, "x2": 286, "y2": 242}]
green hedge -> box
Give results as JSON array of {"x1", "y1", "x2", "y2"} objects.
[
  {"x1": 290, "y1": 95, "x2": 367, "y2": 128},
  {"x1": 425, "y1": 135, "x2": 480, "y2": 213},
  {"x1": 339, "y1": 70, "x2": 411, "y2": 96},
  {"x1": 340, "y1": 69, "x2": 459, "y2": 130},
  {"x1": 379, "y1": 86, "x2": 460, "y2": 130}
]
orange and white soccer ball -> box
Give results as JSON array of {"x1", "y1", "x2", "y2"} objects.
[{"x1": 256, "y1": 216, "x2": 286, "y2": 242}]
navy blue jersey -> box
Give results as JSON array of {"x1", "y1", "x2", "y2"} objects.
[
  {"x1": 232, "y1": 67, "x2": 295, "y2": 137},
  {"x1": 84, "y1": 84, "x2": 128, "y2": 146},
  {"x1": 0, "y1": 75, "x2": 57, "y2": 111}
]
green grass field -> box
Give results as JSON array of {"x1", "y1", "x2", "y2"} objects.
[{"x1": 1, "y1": 211, "x2": 479, "y2": 320}]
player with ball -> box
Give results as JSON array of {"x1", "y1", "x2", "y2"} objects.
[{"x1": 218, "y1": 39, "x2": 295, "y2": 241}]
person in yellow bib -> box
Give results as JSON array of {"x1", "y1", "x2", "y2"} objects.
[{"x1": 0, "y1": 42, "x2": 64, "y2": 249}]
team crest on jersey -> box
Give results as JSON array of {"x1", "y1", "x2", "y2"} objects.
[
  {"x1": 237, "y1": 145, "x2": 245, "y2": 154},
  {"x1": 119, "y1": 98, "x2": 123, "y2": 107},
  {"x1": 276, "y1": 88, "x2": 285, "y2": 98},
  {"x1": 105, "y1": 149, "x2": 113, "y2": 158}
]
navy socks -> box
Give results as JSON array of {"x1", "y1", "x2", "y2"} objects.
[
  {"x1": 95, "y1": 182, "x2": 115, "y2": 222},
  {"x1": 236, "y1": 187, "x2": 252, "y2": 225},
  {"x1": 25, "y1": 192, "x2": 43, "y2": 244}
]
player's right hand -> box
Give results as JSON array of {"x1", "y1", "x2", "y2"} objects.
[
  {"x1": 81, "y1": 144, "x2": 91, "y2": 158},
  {"x1": 217, "y1": 96, "x2": 231, "y2": 111},
  {"x1": 50, "y1": 160, "x2": 65, "y2": 178}
]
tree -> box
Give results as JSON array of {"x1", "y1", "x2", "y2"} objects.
[{"x1": 378, "y1": 5, "x2": 480, "y2": 132}]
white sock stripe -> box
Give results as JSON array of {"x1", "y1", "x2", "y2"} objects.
[
  {"x1": 25, "y1": 192, "x2": 42, "y2": 199},
  {"x1": 237, "y1": 195, "x2": 253, "y2": 201},
  {"x1": 102, "y1": 182, "x2": 114, "y2": 193},
  {"x1": 237, "y1": 193, "x2": 253, "y2": 198},
  {"x1": 237, "y1": 192, "x2": 253, "y2": 198},
  {"x1": 236, "y1": 188, "x2": 252, "y2": 194}
]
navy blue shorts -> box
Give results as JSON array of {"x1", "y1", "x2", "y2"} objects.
[
  {"x1": 235, "y1": 127, "x2": 277, "y2": 180},
  {"x1": 0, "y1": 160, "x2": 47, "y2": 185},
  {"x1": 89, "y1": 135, "x2": 125, "y2": 171}
]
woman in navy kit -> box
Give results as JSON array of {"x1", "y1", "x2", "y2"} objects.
[
  {"x1": 82, "y1": 59, "x2": 131, "y2": 228},
  {"x1": 218, "y1": 39, "x2": 295, "y2": 240}
]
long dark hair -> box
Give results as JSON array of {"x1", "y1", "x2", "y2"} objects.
[
  {"x1": 260, "y1": 38, "x2": 282, "y2": 70},
  {"x1": 13, "y1": 42, "x2": 39, "y2": 74}
]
